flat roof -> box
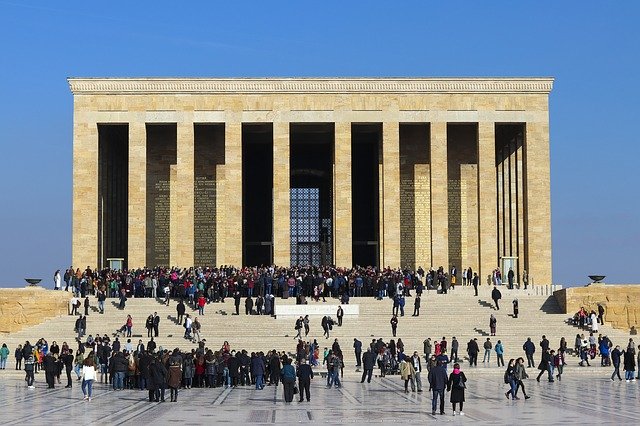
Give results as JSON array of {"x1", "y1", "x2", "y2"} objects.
[{"x1": 68, "y1": 77, "x2": 554, "y2": 95}]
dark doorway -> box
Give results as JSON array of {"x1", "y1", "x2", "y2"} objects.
[
  {"x1": 242, "y1": 124, "x2": 273, "y2": 266},
  {"x1": 290, "y1": 124, "x2": 334, "y2": 266},
  {"x1": 98, "y1": 124, "x2": 128, "y2": 269},
  {"x1": 146, "y1": 124, "x2": 177, "y2": 267},
  {"x1": 352, "y1": 124, "x2": 381, "y2": 267}
]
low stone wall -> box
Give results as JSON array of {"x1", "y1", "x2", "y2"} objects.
[
  {"x1": 554, "y1": 284, "x2": 640, "y2": 331},
  {"x1": 0, "y1": 287, "x2": 70, "y2": 333}
]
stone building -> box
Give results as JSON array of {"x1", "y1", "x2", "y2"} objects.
[{"x1": 69, "y1": 77, "x2": 553, "y2": 284}]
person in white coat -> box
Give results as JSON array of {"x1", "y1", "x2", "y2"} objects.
[{"x1": 54, "y1": 270, "x2": 61, "y2": 290}]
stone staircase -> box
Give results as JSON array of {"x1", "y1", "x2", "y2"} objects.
[{"x1": 1, "y1": 285, "x2": 630, "y2": 375}]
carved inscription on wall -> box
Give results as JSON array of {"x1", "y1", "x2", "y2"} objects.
[
  {"x1": 154, "y1": 180, "x2": 170, "y2": 265},
  {"x1": 194, "y1": 175, "x2": 217, "y2": 266}
]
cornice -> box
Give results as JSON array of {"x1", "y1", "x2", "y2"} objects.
[{"x1": 68, "y1": 77, "x2": 554, "y2": 95}]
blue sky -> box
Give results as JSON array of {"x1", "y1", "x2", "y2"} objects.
[{"x1": 0, "y1": 1, "x2": 638, "y2": 287}]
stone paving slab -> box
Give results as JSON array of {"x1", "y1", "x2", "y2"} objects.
[{"x1": 0, "y1": 372, "x2": 638, "y2": 424}]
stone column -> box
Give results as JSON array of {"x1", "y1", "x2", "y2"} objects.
[
  {"x1": 382, "y1": 122, "x2": 400, "y2": 267},
  {"x1": 72, "y1": 117, "x2": 98, "y2": 269},
  {"x1": 273, "y1": 121, "x2": 291, "y2": 266},
  {"x1": 334, "y1": 122, "x2": 352, "y2": 266},
  {"x1": 477, "y1": 122, "x2": 497, "y2": 284},
  {"x1": 128, "y1": 120, "x2": 146, "y2": 268},
  {"x1": 174, "y1": 120, "x2": 195, "y2": 266},
  {"x1": 430, "y1": 122, "x2": 448, "y2": 270},
  {"x1": 220, "y1": 120, "x2": 242, "y2": 266},
  {"x1": 525, "y1": 120, "x2": 552, "y2": 284}
]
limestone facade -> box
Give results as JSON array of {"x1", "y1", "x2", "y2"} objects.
[{"x1": 70, "y1": 77, "x2": 553, "y2": 283}]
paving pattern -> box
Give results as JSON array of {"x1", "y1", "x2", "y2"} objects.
[{"x1": 1, "y1": 370, "x2": 638, "y2": 425}]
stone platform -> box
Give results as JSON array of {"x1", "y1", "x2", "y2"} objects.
[{"x1": 0, "y1": 371, "x2": 638, "y2": 424}]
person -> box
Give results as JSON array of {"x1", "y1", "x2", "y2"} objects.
[
  {"x1": 297, "y1": 358, "x2": 314, "y2": 402},
  {"x1": 62, "y1": 349, "x2": 74, "y2": 388},
  {"x1": 24, "y1": 350, "x2": 35, "y2": 389},
  {"x1": 126, "y1": 314, "x2": 133, "y2": 337},
  {"x1": 54, "y1": 269, "x2": 61, "y2": 290},
  {"x1": 0, "y1": 343, "x2": 9, "y2": 369},
  {"x1": 390, "y1": 314, "x2": 398, "y2": 337},
  {"x1": 233, "y1": 291, "x2": 241, "y2": 315},
  {"x1": 491, "y1": 286, "x2": 502, "y2": 310},
  {"x1": 597, "y1": 304, "x2": 605, "y2": 325},
  {"x1": 624, "y1": 341, "x2": 636, "y2": 382},
  {"x1": 146, "y1": 315, "x2": 154, "y2": 338},
  {"x1": 176, "y1": 300, "x2": 185, "y2": 324},
  {"x1": 507, "y1": 268, "x2": 514, "y2": 289},
  {"x1": 513, "y1": 357, "x2": 530, "y2": 399},
  {"x1": 197, "y1": 293, "x2": 206, "y2": 315},
  {"x1": 490, "y1": 314, "x2": 497, "y2": 336},
  {"x1": 280, "y1": 357, "x2": 296, "y2": 403},
  {"x1": 43, "y1": 352, "x2": 57, "y2": 388},
  {"x1": 15, "y1": 344, "x2": 23, "y2": 370},
  {"x1": 424, "y1": 338, "x2": 432, "y2": 361},
  {"x1": 472, "y1": 272, "x2": 479, "y2": 296},
  {"x1": 294, "y1": 316, "x2": 303, "y2": 340},
  {"x1": 523, "y1": 337, "x2": 536, "y2": 368},
  {"x1": 512, "y1": 299, "x2": 519, "y2": 318},
  {"x1": 495, "y1": 340, "x2": 505, "y2": 367},
  {"x1": 504, "y1": 359, "x2": 518, "y2": 400},
  {"x1": 411, "y1": 351, "x2": 423, "y2": 392},
  {"x1": 400, "y1": 356, "x2": 416, "y2": 393},
  {"x1": 361, "y1": 348, "x2": 376, "y2": 383},
  {"x1": 153, "y1": 312, "x2": 160, "y2": 337},
  {"x1": 245, "y1": 296, "x2": 253, "y2": 315},
  {"x1": 97, "y1": 288, "x2": 106, "y2": 314},
  {"x1": 184, "y1": 315, "x2": 193, "y2": 340},
  {"x1": 554, "y1": 349, "x2": 565, "y2": 381},
  {"x1": 336, "y1": 306, "x2": 344, "y2": 326},
  {"x1": 611, "y1": 345, "x2": 623, "y2": 381},
  {"x1": 303, "y1": 315, "x2": 310, "y2": 337},
  {"x1": 536, "y1": 349, "x2": 554, "y2": 383},
  {"x1": 428, "y1": 360, "x2": 448, "y2": 415},
  {"x1": 483, "y1": 338, "x2": 492, "y2": 363},
  {"x1": 84, "y1": 297, "x2": 90, "y2": 316},
  {"x1": 413, "y1": 296, "x2": 421, "y2": 316},
  {"x1": 192, "y1": 318, "x2": 202, "y2": 343},
  {"x1": 447, "y1": 363, "x2": 467, "y2": 416},
  {"x1": 252, "y1": 352, "x2": 266, "y2": 390},
  {"x1": 450, "y1": 337, "x2": 459, "y2": 363},
  {"x1": 81, "y1": 357, "x2": 96, "y2": 401},
  {"x1": 353, "y1": 338, "x2": 362, "y2": 369},
  {"x1": 467, "y1": 338, "x2": 479, "y2": 367},
  {"x1": 168, "y1": 351, "x2": 182, "y2": 402},
  {"x1": 148, "y1": 355, "x2": 167, "y2": 402}
]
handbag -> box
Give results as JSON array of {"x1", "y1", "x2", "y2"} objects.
[
  {"x1": 293, "y1": 385, "x2": 298, "y2": 394},
  {"x1": 457, "y1": 379, "x2": 466, "y2": 389}
]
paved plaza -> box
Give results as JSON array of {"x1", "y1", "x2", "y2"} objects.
[{"x1": 1, "y1": 370, "x2": 638, "y2": 425}]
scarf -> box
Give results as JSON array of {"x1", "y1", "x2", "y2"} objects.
[{"x1": 453, "y1": 368, "x2": 460, "y2": 375}]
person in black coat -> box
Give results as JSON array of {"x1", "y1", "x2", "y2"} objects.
[
  {"x1": 228, "y1": 354, "x2": 240, "y2": 387},
  {"x1": 176, "y1": 301, "x2": 186, "y2": 324},
  {"x1": 63, "y1": 349, "x2": 74, "y2": 388},
  {"x1": 491, "y1": 286, "x2": 502, "y2": 310},
  {"x1": 361, "y1": 349, "x2": 376, "y2": 383},
  {"x1": 147, "y1": 357, "x2": 168, "y2": 402},
  {"x1": 43, "y1": 353, "x2": 57, "y2": 388},
  {"x1": 153, "y1": 313, "x2": 160, "y2": 337},
  {"x1": 428, "y1": 361, "x2": 448, "y2": 415},
  {"x1": 296, "y1": 359, "x2": 314, "y2": 402},
  {"x1": 467, "y1": 339, "x2": 479, "y2": 366},
  {"x1": 233, "y1": 291, "x2": 241, "y2": 315},
  {"x1": 446, "y1": 363, "x2": 467, "y2": 415},
  {"x1": 245, "y1": 297, "x2": 254, "y2": 315},
  {"x1": 412, "y1": 296, "x2": 421, "y2": 316},
  {"x1": 269, "y1": 353, "x2": 282, "y2": 386}
]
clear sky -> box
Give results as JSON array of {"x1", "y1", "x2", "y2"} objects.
[{"x1": 0, "y1": 1, "x2": 638, "y2": 288}]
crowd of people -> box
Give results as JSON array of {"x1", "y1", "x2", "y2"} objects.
[{"x1": 0, "y1": 264, "x2": 627, "y2": 417}]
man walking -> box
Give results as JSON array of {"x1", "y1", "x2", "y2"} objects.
[
  {"x1": 467, "y1": 338, "x2": 479, "y2": 367},
  {"x1": 451, "y1": 337, "x2": 459, "y2": 363},
  {"x1": 491, "y1": 286, "x2": 502, "y2": 310},
  {"x1": 390, "y1": 314, "x2": 398, "y2": 337},
  {"x1": 483, "y1": 338, "x2": 493, "y2": 363}
]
